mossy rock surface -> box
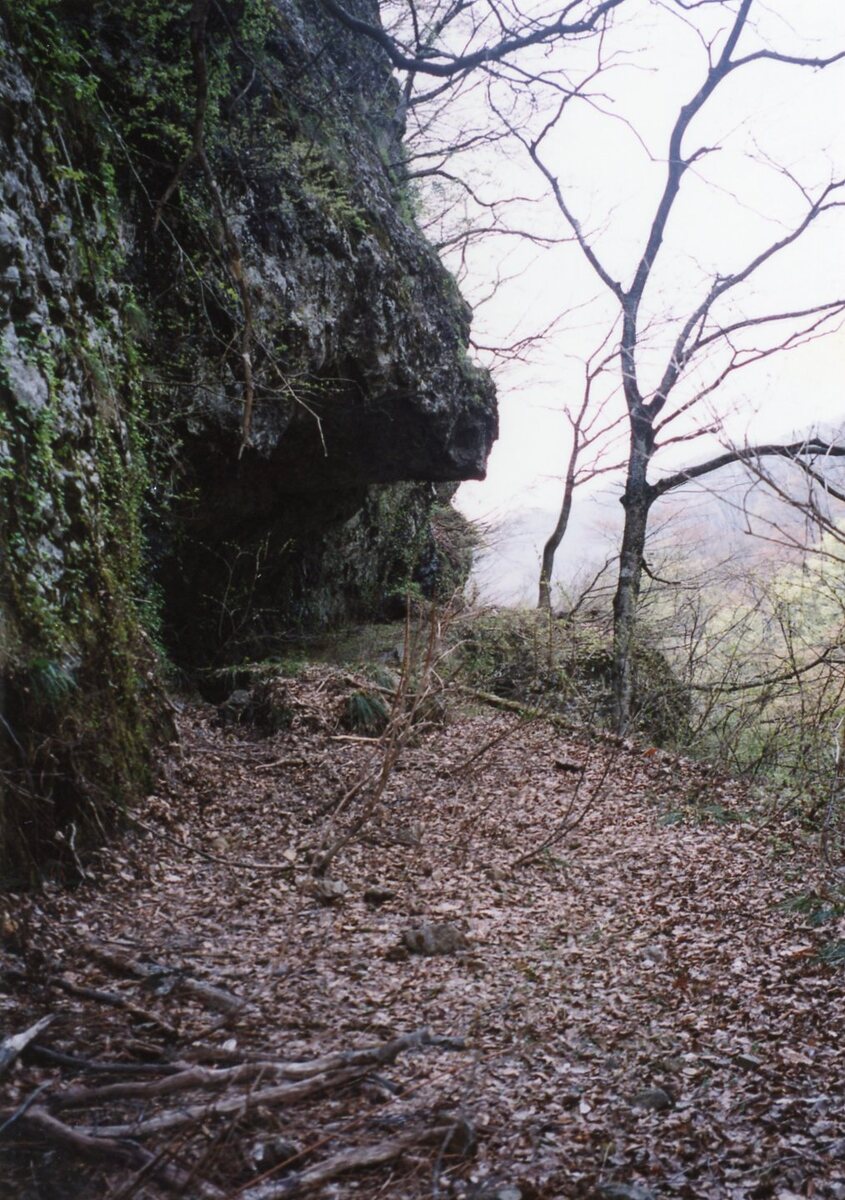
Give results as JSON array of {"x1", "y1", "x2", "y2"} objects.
[{"x1": 0, "y1": 0, "x2": 495, "y2": 879}]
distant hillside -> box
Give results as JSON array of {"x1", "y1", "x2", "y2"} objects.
[{"x1": 464, "y1": 453, "x2": 844, "y2": 606}]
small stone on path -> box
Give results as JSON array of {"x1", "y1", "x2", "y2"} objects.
[
  {"x1": 249, "y1": 1136, "x2": 301, "y2": 1171},
  {"x1": 734, "y1": 1051, "x2": 764, "y2": 1072},
  {"x1": 311, "y1": 878, "x2": 348, "y2": 905},
  {"x1": 631, "y1": 1086, "x2": 673, "y2": 1112},
  {"x1": 402, "y1": 922, "x2": 469, "y2": 956}
]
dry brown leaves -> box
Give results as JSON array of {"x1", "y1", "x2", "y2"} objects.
[{"x1": 2, "y1": 668, "x2": 845, "y2": 1200}]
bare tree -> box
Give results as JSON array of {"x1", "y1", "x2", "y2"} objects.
[
  {"x1": 537, "y1": 329, "x2": 627, "y2": 608},
  {"x1": 499, "y1": 0, "x2": 845, "y2": 730},
  {"x1": 671, "y1": 517, "x2": 845, "y2": 820},
  {"x1": 323, "y1": 2, "x2": 845, "y2": 740}
]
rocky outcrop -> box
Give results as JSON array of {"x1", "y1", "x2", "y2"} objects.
[
  {"x1": 174, "y1": 1, "x2": 495, "y2": 491},
  {"x1": 0, "y1": 0, "x2": 496, "y2": 878},
  {"x1": 123, "y1": 0, "x2": 496, "y2": 659}
]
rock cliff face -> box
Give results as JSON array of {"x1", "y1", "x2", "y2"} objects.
[{"x1": 0, "y1": 0, "x2": 496, "y2": 879}]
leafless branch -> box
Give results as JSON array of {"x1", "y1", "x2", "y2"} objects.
[{"x1": 321, "y1": 0, "x2": 627, "y2": 79}]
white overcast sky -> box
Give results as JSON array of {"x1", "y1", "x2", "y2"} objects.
[{"x1": 433, "y1": 0, "x2": 845, "y2": 531}]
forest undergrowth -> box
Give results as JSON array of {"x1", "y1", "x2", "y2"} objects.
[{"x1": 2, "y1": 665, "x2": 845, "y2": 1200}]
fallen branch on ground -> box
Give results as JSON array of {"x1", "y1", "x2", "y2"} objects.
[
  {"x1": 240, "y1": 1122, "x2": 465, "y2": 1199},
  {"x1": 47, "y1": 973, "x2": 178, "y2": 1039},
  {"x1": 0, "y1": 1106, "x2": 224, "y2": 1198},
  {"x1": 0, "y1": 1016, "x2": 53, "y2": 1077},
  {"x1": 26, "y1": 1046, "x2": 183, "y2": 1075},
  {"x1": 460, "y1": 686, "x2": 625, "y2": 746},
  {"x1": 7, "y1": 1024, "x2": 466, "y2": 1195},
  {"x1": 82, "y1": 941, "x2": 247, "y2": 1018},
  {"x1": 50, "y1": 1028, "x2": 464, "y2": 1142}
]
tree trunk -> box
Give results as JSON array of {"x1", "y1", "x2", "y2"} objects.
[
  {"x1": 611, "y1": 421, "x2": 654, "y2": 733},
  {"x1": 538, "y1": 464, "x2": 577, "y2": 610}
]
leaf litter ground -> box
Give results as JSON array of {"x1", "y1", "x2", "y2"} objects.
[{"x1": 3, "y1": 667, "x2": 845, "y2": 1200}]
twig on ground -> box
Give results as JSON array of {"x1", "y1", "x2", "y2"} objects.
[
  {"x1": 47, "y1": 975, "x2": 178, "y2": 1039},
  {"x1": 128, "y1": 814, "x2": 294, "y2": 874},
  {"x1": 0, "y1": 1082, "x2": 52, "y2": 1137},
  {"x1": 510, "y1": 742, "x2": 617, "y2": 869},
  {"x1": 239, "y1": 1118, "x2": 473, "y2": 1200},
  {"x1": 81, "y1": 942, "x2": 248, "y2": 1019},
  {"x1": 252, "y1": 757, "x2": 307, "y2": 770},
  {"x1": 239, "y1": 1130, "x2": 434, "y2": 1199}
]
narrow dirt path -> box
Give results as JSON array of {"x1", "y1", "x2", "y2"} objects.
[{"x1": 3, "y1": 671, "x2": 844, "y2": 1199}]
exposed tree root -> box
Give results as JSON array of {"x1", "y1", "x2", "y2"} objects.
[
  {"x1": 1, "y1": 1019, "x2": 466, "y2": 1197},
  {"x1": 240, "y1": 1125, "x2": 457, "y2": 1200},
  {"x1": 54, "y1": 1028, "x2": 456, "y2": 1110},
  {"x1": 3, "y1": 1106, "x2": 225, "y2": 1198}
]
